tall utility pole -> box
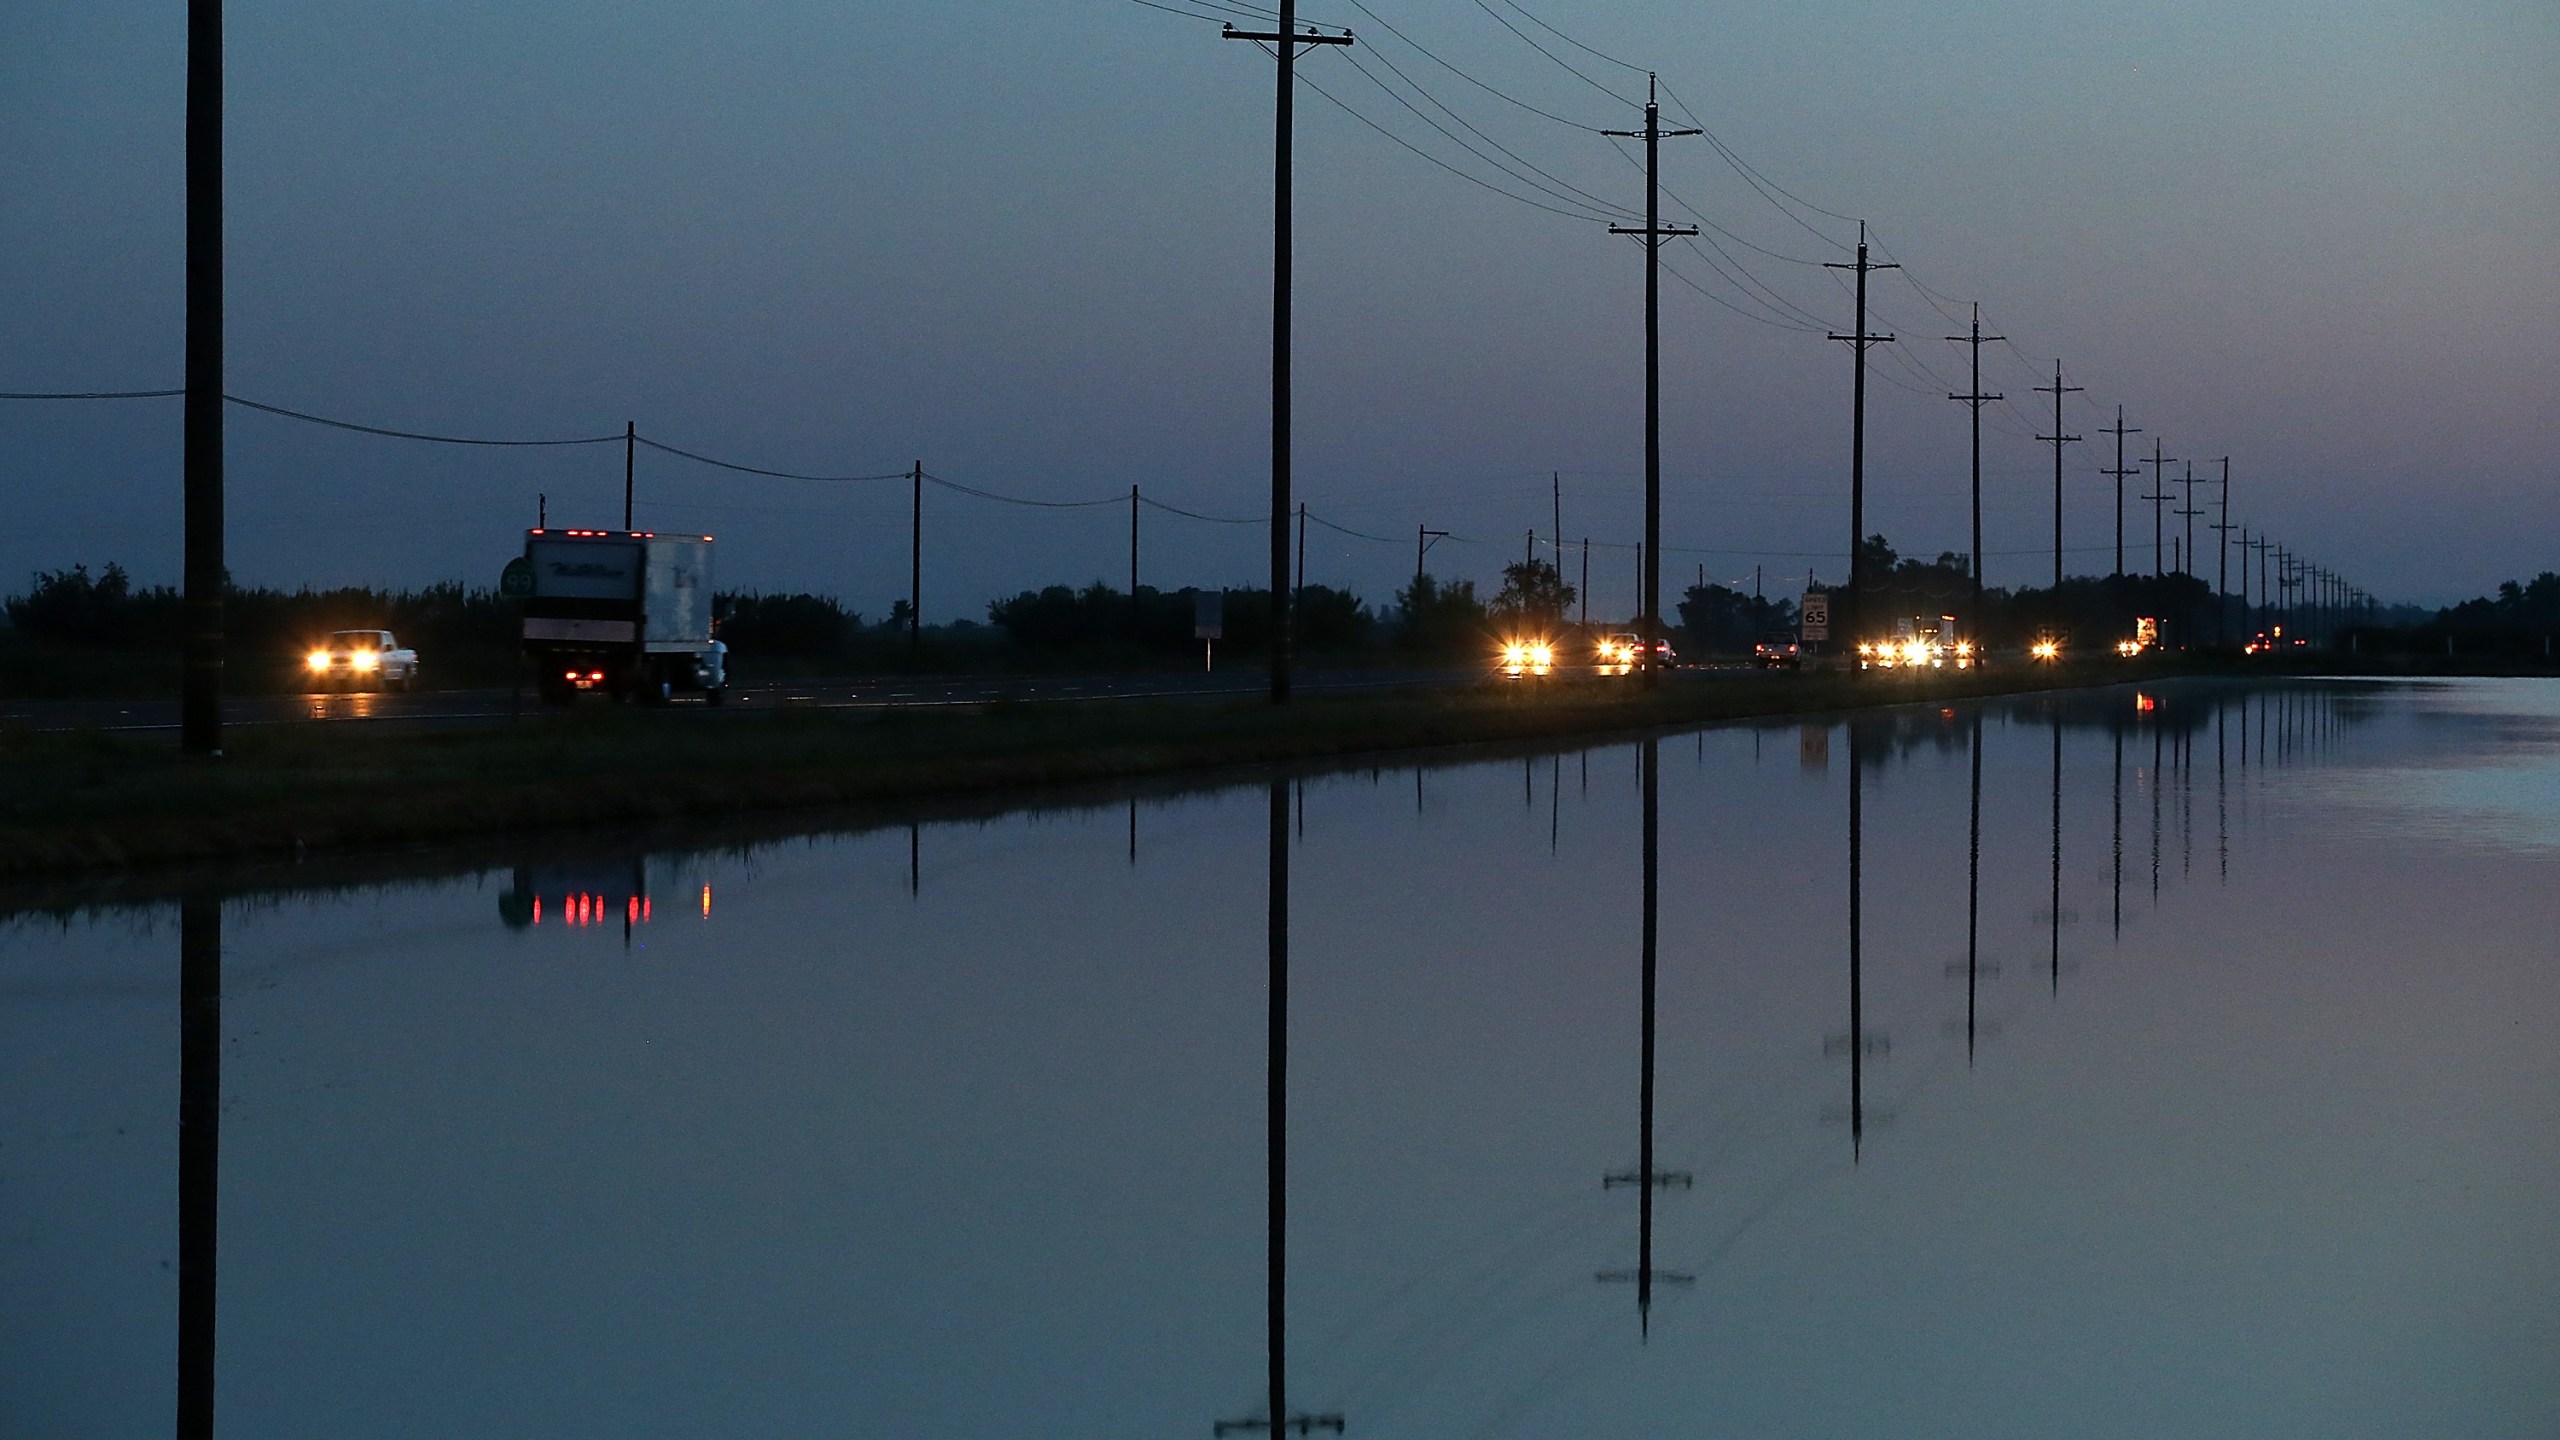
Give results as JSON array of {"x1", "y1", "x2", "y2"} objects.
[
  {"x1": 1129, "y1": 485, "x2": 1140, "y2": 631},
  {"x1": 2175, "y1": 462, "x2": 2203, "y2": 580},
  {"x1": 907, "y1": 462, "x2": 923, "y2": 660},
  {"x1": 1827, "y1": 222, "x2": 1898, "y2": 647},
  {"x1": 2033, "y1": 362, "x2": 2083, "y2": 589},
  {"x1": 1222, "y1": 12, "x2": 1353, "y2": 708},
  {"x1": 1414, "y1": 525, "x2": 1447, "y2": 593},
  {"x1": 1551, "y1": 471, "x2": 1563, "y2": 574},
  {"x1": 2142, "y1": 439, "x2": 2177, "y2": 578},
  {"x1": 1296, "y1": 502, "x2": 1308, "y2": 602},
  {"x1": 1604, "y1": 76, "x2": 1698, "y2": 689},
  {"x1": 2252, "y1": 535, "x2": 2273, "y2": 638},
  {"x1": 182, "y1": 0, "x2": 224, "y2": 759},
  {"x1": 1945, "y1": 303, "x2": 2004, "y2": 629},
  {"x1": 623, "y1": 421, "x2": 636, "y2": 530},
  {"x1": 1579, "y1": 538, "x2": 1590, "y2": 628},
  {"x1": 2207, "y1": 459, "x2": 2233, "y2": 648},
  {"x1": 2097, "y1": 406, "x2": 2140, "y2": 578}
]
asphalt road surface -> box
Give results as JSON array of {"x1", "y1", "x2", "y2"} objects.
[{"x1": 0, "y1": 665, "x2": 1539, "y2": 736}]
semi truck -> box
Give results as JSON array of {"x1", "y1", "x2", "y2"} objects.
[{"x1": 518, "y1": 528, "x2": 727, "y2": 704}]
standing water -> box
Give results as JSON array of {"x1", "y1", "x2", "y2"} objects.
[{"x1": 4, "y1": 679, "x2": 2555, "y2": 1438}]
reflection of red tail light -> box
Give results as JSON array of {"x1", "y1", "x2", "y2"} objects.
[
  {"x1": 532, "y1": 896, "x2": 541, "y2": 925},
  {"x1": 2136, "y1": 693, "x2": 2157, "y2": 713}
]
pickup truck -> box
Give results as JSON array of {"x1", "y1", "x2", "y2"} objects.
[{"x1": 303, "y1": 629, "x2": 419, "y2": 692}]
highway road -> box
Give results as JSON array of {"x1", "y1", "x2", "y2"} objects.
[{"x1": 0, "y1": 666, "x2": 1511, "y2": 736}]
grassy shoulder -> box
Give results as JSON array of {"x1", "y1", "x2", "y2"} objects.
[{"x1": 0, "y1": 663, "x2": 2164, "y2": 877}]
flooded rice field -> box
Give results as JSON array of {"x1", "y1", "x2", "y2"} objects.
[{"x1": 5, "y1": 678, "x2": 2556, "y2": 1438}]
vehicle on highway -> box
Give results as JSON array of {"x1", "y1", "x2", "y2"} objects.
[
  {"x1": 518, "y1": 528, "x2": 728, "y2": 705},
  {"x1": 1498, "y1": 636, "x2": 1556, "y2": 677},
  {"x1": 1753, "y1": 631, "x2": 1802, "y2": 669},
  {"x1": 1595, "y1": 631, "x2": 1675, "y2": 672},
  {"x1": 1857, "y1": 614, "x2": 1974, "y2": 671},
  {"x1": 303, "y1": 629, "x2": 419, "y2": 692}
]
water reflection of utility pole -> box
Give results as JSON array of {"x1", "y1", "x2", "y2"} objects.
[
  {"x1": 2111, "y1": 724, "x2": 2124, "y2": 940},
  {"x1": 2048, "y1": 722, "x2": 2063, "y2": 996},
  {"x1": 2150, "y1": 723, "x2": 2163, "y2": 905},
  {"x1": 1219, "y1": 781, "x2": 1343, "y2": 1438},
  {"x1": 1549, "y1": 755, "x2": 1561, "y2": 856},
  {"x1": 1128, "y1": 797, "x2": 1137, "y2": 868},
  {"x1": 2216, "y1": 701, "x2": 2230, "y2": 881},
  {"x1": 2179, "y1": 723, "x2": 2193, "y2": 879},
  {"x1": 1965, "y1": 712, "x2": 1986, "y2": 1062},
  {"x1": 1825, "y1": 724, "x2": 1886, "y2": 1158},
  {"x1": 178, "y1": 892, "x2": 222, "y2": 1440},
  {"x1": 908, "y1": 822, "x2": 920, "y2": 898},
  {"x1": 1597, "y1": 738, "x2": 1691, "y2": 1333}
]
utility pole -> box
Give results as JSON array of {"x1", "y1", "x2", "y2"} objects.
[
  {"x1": 181, "y1": 0, "x2": 224, "y2": 759},
  {"x1": 1222, "y1": 10, "x2": 1353, "y2": 708},
  {"x1": 2098, "y1": 406, "x2": 2140, "y2": 579},
  {"x1": 2142, "y1": 439, "x2": 2177, "y2": 578},
  {"x1": 1827, "y1": 222, "x2": 1898, "y2": 648},
  {"x1": 2176, "y1": 462, "x2": 2203, "y2": 581},
  {"x1": 2033, "y1": 362, "x2": 2082, "y2": 590},
  {"x1": 1580, "y1": 538, "x2": 1590, "y2": 628},
  {"x1": 908, "y1": 462, "x2": 922, "y2": 661},
  {"x1": 1552, "y1": 471, "x2": 1563, "y2": 574},
  {"x1": 1130, "y1": 484, "x2": 1141, "y2": 639},
  {"x1": 623, "y1": 420, "x2": 636, "y2": 530},
  {"x1": 1414, "y1": 525, "x2": 1447, "y2": 593},
  {"x1": 1604, "y1": 76, "x2": 1699, "y2": 689},
  {"x1": 1945, "y1": 303, "x2": 2004, "y2": 630},
  {"x1": 2207, "y1": 459, "x2": 2233, "y2": 648},
  {"x1": 1297, "y1": 501, "x2": 1308, "y2": 602},
  {"x1": 2252, "y1": 535, "x2": 2273, "y2": 639}
]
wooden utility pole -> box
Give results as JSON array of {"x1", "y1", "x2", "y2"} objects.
[
  {"x1": 1827, "y1": 223, "x2": 1897, "y2": 646},
  {"x1": 908, "y1": 462, "x2": 922, "y2": 660},
  {"x1": 182, "y1": 0, "x2": 225, "y2": 757},
  {"x1": 2033, "y1": 362, "x2": 2083, "y2": 589},
  {"x1": 1605, "y1": 76, "x2": 1699, "y2": 688},
  {"x1": 1945, "y1": 303, "x2": 2004, "y2": 628},
  {"x1": 1222, "y1": 10, "x2": 1353, "y2": 707},
  {"x1": 2143, "y1": 439, "x2": 2177, "y2": 578},
  {"x1": 2207, "y1": 459, "x2": 2234, "y2": 648},
  {"x1": 2098, "y1": 407, "x2": 2141, "y2": 579},
  {"x1": 623, "y1": 420, "x2": 636, "y2": 529}
]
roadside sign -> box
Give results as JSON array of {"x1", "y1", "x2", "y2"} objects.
[
  {"x1": 1193, "y1": 590, "x2": 1224, "y2": 640},
  {"x1": 500, "y1": 556, "x2": 535, "y2": 600},
  {"x1": 1799, "y1": 591, "x2": 1830, "y2": 642}
]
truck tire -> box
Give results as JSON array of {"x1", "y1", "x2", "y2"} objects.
[{"x1": 705, "y1": 686, "x2": 727, "y2": 707}]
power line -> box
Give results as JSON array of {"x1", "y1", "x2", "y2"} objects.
[
  {"x1": 636, "y1": 435, "x2": 908, "y2": 482},
  {"x1": 227, "y1": 395, "x2": 621, "y2": 446},
  {"x1": 1, "y1": 388, "x2": 185, "y2": 400},
  {"x1": 1296, "y1": 64, "x2": 1609, "y2": 223},
  {"x1": 1466, "y1": 0, "x2": 1639, "y2": 106},
  {"x1": 1337, "y1": 0, "x2": 1613, "y2": 133}
]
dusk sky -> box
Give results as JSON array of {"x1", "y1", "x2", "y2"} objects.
[{"x1": 4, "y1": 1, "x2": 2553, "y2": 614}]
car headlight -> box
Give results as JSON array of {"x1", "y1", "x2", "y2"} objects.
[
  {"x1": 352, "y1": 650, "x2": 379, "y2": 671},
  {"x1": 305, "y1": 650, "x2": 329, "y2": 671}
]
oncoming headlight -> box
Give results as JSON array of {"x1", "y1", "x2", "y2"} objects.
[
  {"x1": 305, "y1": 650, "x2": 329, "y2": 671},
  {"x1": 351, "y1": 650, "x2": 380, "y2": 672}
]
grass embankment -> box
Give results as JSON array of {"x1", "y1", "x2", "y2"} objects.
[{"x1": 0, "y1": 665, "x2": 2143, "y2": 877}]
